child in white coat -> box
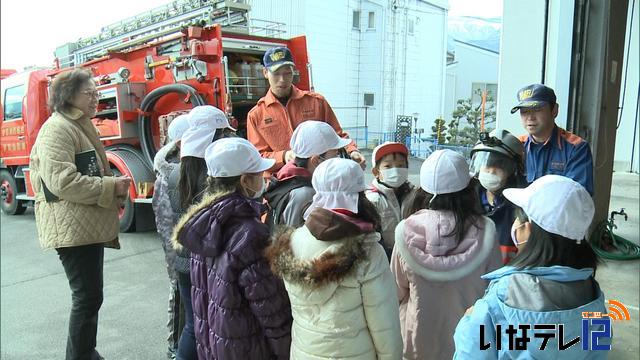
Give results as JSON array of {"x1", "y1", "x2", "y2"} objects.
[
  {"x1": 365, "y1": 142, "x2": 415, "y2": 259},
  {"x1": 268, "y1": 158, "x2": 403, "y2": 360}
]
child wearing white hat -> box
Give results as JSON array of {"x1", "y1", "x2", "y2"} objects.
[
  {"x1": 267, "y1": 158, "x2": 403, "y2": 360},
  {"x1": 365, "y1": 141, "x2": 415, "y2": 259},
  {"x1": 454, "y1": 175, "x2": 606, "y2": 360},
  {"x1": 151, "y1": 112, "x2": 190, "y2": 358},
  {"x1": 264, "y1": 120, "x2": 352, "y2": 228},
  {"x1": 167, "y1": 105, "x2": 236, "y2": 359},
  {"x1": 391, "y1": 149, "x2": 502, "y2": 360},
  {"x1": 177, "y1": 105, "x2": 236, "y2": 209},
  {"x1": 172, "y1": 138, "x2": 292, "y2": 360}
]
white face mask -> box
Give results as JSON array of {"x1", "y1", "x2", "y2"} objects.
[
  {"x1": 245, "y1": 176, "x2": 266, "y2": 199},
  {"x1": 479, "y1": 171, "x2": 504, "y2": 192},
  {"x1": 380, "y1": 168, "x2": 409, "y2": 188}
]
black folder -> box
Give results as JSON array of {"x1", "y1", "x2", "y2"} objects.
[{"x1": 42, "y1": 149, "x2": 101, "y2": 202}]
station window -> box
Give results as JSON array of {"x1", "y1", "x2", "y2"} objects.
[
  {"x1": 364, "y1": 92, "x2": 375, "y2": 107},
  {"x1": 368, "y1": 12, "x2": 375, "y2": 29},
  {"x1": 353, "y1": 10, "x2": 361, "y2": 29}
]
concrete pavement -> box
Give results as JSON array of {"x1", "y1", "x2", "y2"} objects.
[
  {"x1": 1, "y1": 153, "x2": 638, "y2": 359},
  {"x1": 1, "y1": 211, "x2": 167, "y2": 359}
]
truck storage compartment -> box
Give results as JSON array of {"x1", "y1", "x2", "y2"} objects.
[
  {"x1": 92, "y1": 83, "x2": 146, "y2": 140},
  {"x1": 225, "y1": 51, "x2": 268, "y2": 101}
]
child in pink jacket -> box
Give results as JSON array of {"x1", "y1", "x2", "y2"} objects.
[{"x1": 391, "y1": 150, "x2": 502, "y2": 360}]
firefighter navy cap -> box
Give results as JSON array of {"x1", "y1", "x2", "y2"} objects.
[
  {"x1": 510, "y1": 84, "x2": 557, "y2": 114},
  {"x1": 263, "y1": 47, "x2": 295, "y2": 72}
]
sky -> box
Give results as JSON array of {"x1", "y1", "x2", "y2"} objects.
[
  {"x1": 0, "y1": 0, "x2": 503, "y2": 71},
  {"x1": 449, "y1": 0, "x2": 503, "y2": 18},
  {"x1": 1, "y1": 0, "x2": 162, "y2": 70}
]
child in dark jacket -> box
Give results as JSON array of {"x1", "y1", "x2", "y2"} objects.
[
  {"x1": 169, "y1": 105, "x2": 237, "y2": 360},
  {"x1": 469, "y1": 129, "x2": 526, "y2": 264},
  {"x1": 151, "y1": 114, "x2": 189, "y2": 359},
  {"x1": 173, "y1": 138, "x2": 292, "y2": 360}
]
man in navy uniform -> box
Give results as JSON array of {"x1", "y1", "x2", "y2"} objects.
[{"x1": 512, "y1": 84, "x2": 594, "y2": 195}]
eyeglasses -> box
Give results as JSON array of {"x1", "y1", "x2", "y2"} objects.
[{"x1": 80, "y1": 89, "x2": 100, "y2": 98}]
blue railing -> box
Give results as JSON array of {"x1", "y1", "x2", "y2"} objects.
[{"x1": 343, "y1": 126, "x2": 473, "y2": 159}]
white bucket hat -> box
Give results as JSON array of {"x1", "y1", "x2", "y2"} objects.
[
  {"x1": 503, "y1": 175, "x2": 594, "y2": 241},
  {"x1": 289, "y1": 120, "x2": 352, "y2": 158},
  {"x1": 167, "y1": 114, "x2": 190, "y2": 142},
  {"x1": 181, "y1": 105, "x2": 236, "y2": 158},
  {"x1": 204, "y1": 138, "x2": 275, "y2": 177},
  {"x1": 420, "y1": 149, "x2": 471, "y2": 195},
  {"x1": 303, "y1": 158, "x2": 366, "y2": 220}
]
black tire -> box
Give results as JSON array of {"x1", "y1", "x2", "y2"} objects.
[
  {"x1": 111, "y1": 167, "x2": 135, "y2": 232},
  {"x1": 0, "y1": 169, "x2": 26, "y2": 215}
]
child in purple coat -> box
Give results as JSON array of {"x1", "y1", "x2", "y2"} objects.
[{"x1": 172, "y1": 138, "x2": 292, "y2": 360}]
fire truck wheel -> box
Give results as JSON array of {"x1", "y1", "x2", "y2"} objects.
[
  {"x1": 111, "y1": 168, "x2": 135, "y2": 232},
  {"x1": 0, "y1": 169, "x2": 26, "y2": 215}
]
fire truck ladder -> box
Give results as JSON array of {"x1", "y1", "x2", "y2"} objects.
[{"x1": 55, "y1": 0, "x2": 251, "y2": 68}]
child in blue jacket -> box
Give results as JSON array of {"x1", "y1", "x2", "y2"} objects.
[{"x1": 453, "y1": 175, "x2": 608, "y2": 359}]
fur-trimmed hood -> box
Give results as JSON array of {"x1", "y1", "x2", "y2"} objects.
[
  {"x1": 266, "y1": 208, "x2": 380, "y2": 294},
  {"x1": 267, "y1": 227, "x2": 369, "y2": 289},
  {"x1": 153, "y1": 140, "x2": 180, "y2": 176},
  {"x1": 171, "y1": 190, "x2": 262, "y2": 256}
]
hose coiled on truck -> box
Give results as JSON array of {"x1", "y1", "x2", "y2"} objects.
[{"x1": 138, "y1": 84, "x2": 206, "y2": 166}]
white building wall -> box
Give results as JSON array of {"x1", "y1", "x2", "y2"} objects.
[
  {"x1": 543, "y1": 0, "x2": 574, "y2": 129},
  {"x1": 357, "y1": 0, "x2": 386, "y2": 136},
  {"x1": 302, "y1": 0, "x2": 355, "y2": 112},
  {"x1": 443, "y1": 41, "x2": 499, "y2": 123},
  {"x1": 614, "y1": 0, "x2": 639, "y2": 173},
  {"x1": 496, "y1": 0, "x2": 545, "y2": 135},
  {"x1": 383, "y1": 0, "x2": 447, "y2": 136},
  {"x1": 444, "y1": 64, "x2": 457, "y2": 123}
]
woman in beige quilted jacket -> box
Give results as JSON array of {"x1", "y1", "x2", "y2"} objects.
[{"x1": 29, "y1": 68, "x2": 131, "y2": 360}]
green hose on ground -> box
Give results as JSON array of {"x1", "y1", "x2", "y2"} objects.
[{"x1": 589, "y1": 219, "x2": 640, "y2": 260}]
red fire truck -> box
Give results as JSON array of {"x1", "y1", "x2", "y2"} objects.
[{"x1": 0, "y1": 0, "x2": 311, "y2": 231}]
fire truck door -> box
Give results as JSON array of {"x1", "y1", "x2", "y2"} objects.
[
  {"x1": 1, "y1": 83, "x2": 28, "y2": 161},
  {"x1": 287, "y1": 35, "x2": 310, "y2": 91}
]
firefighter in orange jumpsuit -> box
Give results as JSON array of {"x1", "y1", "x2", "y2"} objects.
[{"x1": 247, "y1": 47, "x2": 365, "y2": 174}]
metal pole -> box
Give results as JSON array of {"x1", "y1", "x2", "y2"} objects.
[
  {"x1": 630, "y1": 83, "x2": 639, "y2": 172},
  {"x1": 365, "y1": 106, "x2": 369, "y2": 149},
  {"x1": 481, "y1": 90, "x2": 487, "y2": 132}
]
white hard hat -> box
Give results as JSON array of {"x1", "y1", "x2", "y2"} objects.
[
  {"x1": 289, "y1": 120, "x2": 352, "y2": 158},
  {"x1": 503, "y1": 175, "x2": 594, "y2": 241},
  {"x1": 420, "y1": 149, "x2": 470, "y2": 195},
  {"x1": 181, "y1": 105, "x2": 236, "y2": 159},
  {"x1": 204, "y1": 138, "x2": 275, "y2": 177},
  {"x1": 303, "y1": 158, "x2": 366, "y2": 219},
  {"x1": 167, "y1": 114, "x2": 190, "y2": 142}
]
